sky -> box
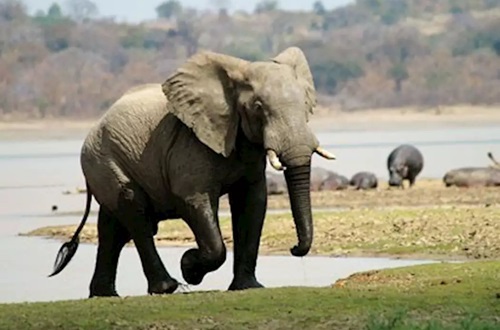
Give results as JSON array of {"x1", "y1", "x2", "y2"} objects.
[{"x1": 22, "y1": 0, "x2": 354, "y2": 23}]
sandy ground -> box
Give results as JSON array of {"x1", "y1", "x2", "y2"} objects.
[{"x1": 2, "y1": 105, "x2": 500, "y2": 139}]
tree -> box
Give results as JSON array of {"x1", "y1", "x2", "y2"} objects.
[
  {"x1": 64, "y1": 0, "x2": 98, "y2": 22},
  {"x1": 255, "y1": 0, "x2": 278, "y2": 14},
  {"x1": 388, "y1": 62, "x2": 409, "y2": 93},
  {"x1": 313, "y1": 1, "x2": 326, "y2": 15},
  {"x1": 177, "y1": 17, "x2": 200, "y2": 56},
  {"x1": 41, "y1": 20, "x2": 73, "y2": 51},
  {"x1": 210, "y1": 0, "x2": 231, "y2": 10},
  {"x1": 380, "y1": 0, "x2": 408, "y2": 25},
  {"x1": 356, "y1": 0, "x2": 383, "y2": 14},
  {"x1": 156, "y1": 0, "x2": 182, "y2": 19},
  {"x1": 0, "y1": 0, "x2": 27, "y2": 21},
  {"x1": 47, "y1": 3, "x2": 63, "y2": 18}
]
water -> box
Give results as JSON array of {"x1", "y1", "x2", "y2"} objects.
[
  {"x1": 314, "y1": 124, "x2": 500, "y2": 179},
  {"x1": 2, "y1": 123, "x2": 498, "y2": 303}
]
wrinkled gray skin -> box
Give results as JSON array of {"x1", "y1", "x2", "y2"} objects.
[
  {"x1": 48, "y1": 47, "x2": 335, "y2": 298},
  {"x1": 266, "y1": 172, "x2": 286, "y2": 195},
  {"x1": 319, "y1": 172, "x2": 349, "y2": 191},
  {"x1": 443, "y1": 167, "x2": 500, "y2": 187},
  {"x1": 387, "y1": 144, "x2": 424, "y2": 188},
  {"x1": 350, "y1": 172, "x2": 378, "y2": 190}
]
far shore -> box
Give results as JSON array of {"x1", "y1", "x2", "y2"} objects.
[{"x1": 1, "y1": 105, "x2": 500, "y2": 140}]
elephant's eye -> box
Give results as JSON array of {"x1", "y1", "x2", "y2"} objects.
[{"x1": 253, "y1": 101, "x2": 263, "y2": 112}]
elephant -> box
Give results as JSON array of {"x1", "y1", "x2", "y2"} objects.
[
  {"x1": 387, "y1": 144, "x2": 424, "y2": 188},
  {"x1": 349, "y1": 172, "x2": 378, "y2": 190},
  {"x1": 48, "y1": 47, "x2": 335, "y2": 298},
  {"x1": 266, "y1": 172, "x2": 286, "y2": 195},
  {"x1": 443, "y1": 167, "x2": 500, "y2": 187},
  {"x1": 319, "y1": 172, "x2": 349, "y2": 191}
]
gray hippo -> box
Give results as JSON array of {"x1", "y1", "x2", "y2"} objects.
[
  {"x1": 350, "y1": 172, "x2": 378, "y2": 190},
  {"x1": 387, "y1": 144, "x2": 424, "y2": 188},
  {"x1": 319, "y1": 173, "x2": 349, "y2": 191},
  {"x1": 269, "y1": 167, "x2": 349, "y2": 193},
  {"x1": 310, "y1": 167, "x2": 336, "y2": 191},
  {"x1": 266, "y1": 172, "x2": 287, "y2": 195},
  {"x1": 443, "y1": 167, "x2": 500, "y2": 187}
]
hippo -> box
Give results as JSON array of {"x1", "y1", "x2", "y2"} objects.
[
  {"x1": 319, "y1": 173, "x2": 349, "y2": 191},
  {"x1": 443, "y1": 167, "x2": 500, "y2": 187},
  {"x1": 266, "y1": 172, "x2": 287, "y2": 195},
  {"x1": 310, "y1": 167, "x2": 336, "y2": 191},
  {"x1": 387, "y1": 144, "x2": 424, "y2": 188},
  {"x1": 350, "y1": 172, "x2": 378, "y2": 190}
]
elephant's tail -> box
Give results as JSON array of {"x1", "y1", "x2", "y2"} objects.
[{"x1": 48, "y1": 181, "x2": 93, "y2": 277}]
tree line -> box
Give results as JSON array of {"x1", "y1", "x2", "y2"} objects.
[{"x1": 0, "y1": 0, "x2": 499, "y2": 119}]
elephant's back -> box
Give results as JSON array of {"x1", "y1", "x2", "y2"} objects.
[
  {"x1": 94, "y1": 84, "x2": 169, "y2": 154},
  {"x1": 80, "y1": 83, "x2": 175, "y2": 208}
]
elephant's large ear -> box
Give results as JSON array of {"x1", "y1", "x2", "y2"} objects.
[
  {"x1": 162, "y1": 51, "x2": 249, "y2": 157},
  {"x1": 272, "y1": 47, "x2": 317, "y2": 118}
]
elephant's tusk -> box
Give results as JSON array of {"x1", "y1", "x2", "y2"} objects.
[
  {"x1": 315, "y1": 147, "x2": 336, "y2": 160},
  {"x1": 267, "y1": 149, "x2": 285, "y2": 171}
]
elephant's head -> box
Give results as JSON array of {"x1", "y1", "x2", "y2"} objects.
[{"x1": 162, "y1": 47, "x2": 335, "y2": 257}]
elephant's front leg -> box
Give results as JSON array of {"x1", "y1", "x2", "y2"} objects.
[
  {"x1": 227, "y1": 177, "x2": 267, "y2": 290},
  {"x1": 180, "y1": 193, "x2": 227, "y2": 285}
]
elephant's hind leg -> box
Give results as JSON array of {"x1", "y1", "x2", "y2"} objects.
[
  {"x1": 89, "y1": 206, "x2": 130, "y2": 298},
  {"x1": 180, "y1": 193, "x2": 226, "y2": 286},
  {"x1": 117, "y1": 183, "x2": 179, "y2": 295}
]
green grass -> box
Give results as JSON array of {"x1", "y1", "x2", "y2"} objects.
[{"x1": 1, "y1": 261, "x2": 499, "y2": 329}]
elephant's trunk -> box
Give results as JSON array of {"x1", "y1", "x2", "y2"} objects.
[
  {"x1": 265, "y1": 123, "x2": 334, "y2": 257},
  {"x1": 283, "y1": 158, "x2": 313, "y2": 257}
]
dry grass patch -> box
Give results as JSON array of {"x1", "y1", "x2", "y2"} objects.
[
  {"x1": 26, "y1": 205, "x2": 500, "y2": 260},
  {"x1": 222, "y1": 179, "x2": 500, "y2": 210},
  {"x1": 50, "y1": 179, "x2": 499, "y2": 216}
]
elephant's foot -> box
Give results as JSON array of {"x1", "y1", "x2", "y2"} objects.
[
  {"x1": 228, "y1": 276, "x2": 264, "y2": 291},
  {"x1": 148, "y1": 278, "x2": 179, "y2": 295},
  {"x1": 181, "y1": 249, "x2": 207, "y2": 285},
  {"x1": 181, "y1": 248, "x2": 226, "y2": 285},
  {"x1": 89, "y1": 284, "x2": 120, "y2": 298}
]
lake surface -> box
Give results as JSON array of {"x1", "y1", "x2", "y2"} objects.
[{"x1": 1, "y1": 123, "x2": 497, "y2": 303}]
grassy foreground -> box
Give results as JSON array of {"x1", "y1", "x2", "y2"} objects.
[
  {"x1": 1, "y1": 261, "x2": 499, "y2": 329},
  {"x1": 26, "y1": 205, "x2": 500, "y2": 260}
]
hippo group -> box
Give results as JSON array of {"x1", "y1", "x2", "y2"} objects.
[
  {"x1": 265, "y1": 142, "x2": 499, "y2": 196},
  {"x1": 266, "y1": 167, "x2": 379, "y2": 195}
]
